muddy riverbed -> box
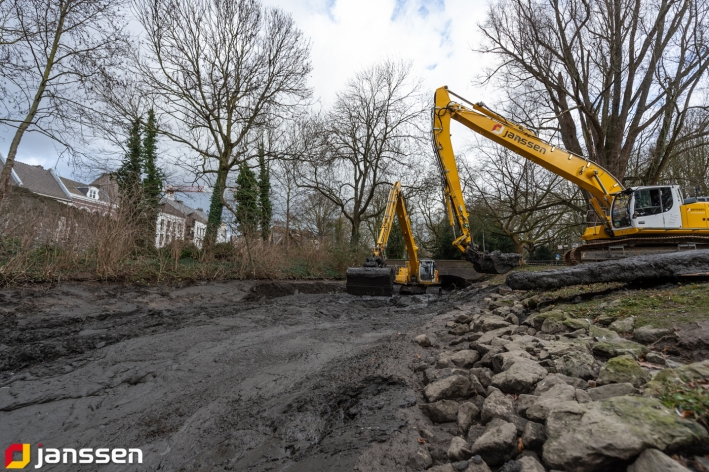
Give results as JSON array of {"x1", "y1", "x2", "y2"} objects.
[{"x1": 0, "y1": 280, "x2": 482, "y2": 471}]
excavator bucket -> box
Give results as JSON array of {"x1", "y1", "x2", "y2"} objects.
[
  {"x1": 465, "y1": 248, "x2": 521, "y2": 275},
  {"x1": 346, "y1": 267, "x2": 395, "y2": 296}
]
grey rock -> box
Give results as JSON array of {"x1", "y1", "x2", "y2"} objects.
[
  {"x1": 633, "y1": 325, "x2": 674, "y2": 344},
  {"x1": 627, "y1": 448, "x2": 692, "y2": 472},
  {"x1": 575, "y1": 388, "x2": 592, "y2": 403},
  {"x1": 505, "y1": 313, "x2": 520, "y2": 326},
  {"x1": 609, "y1": 317, "x2": 635, "y2": 334},
  {"x1": 498, "y1": 460, "x2": 522, "y2": 472},
  {"x1": 554, "y1": 350, "x2": 596, "y2": 380},
  {"x1": 456, "y1": 314, "x2": 473, "y2": 324},
  {"x1": 456, "y1": 460, "x2": 469, "y2": 471},
  {"x1": 428, "y1": 464, "x2": 456, "y2": 472},
  {"x1": 492, "y1": 351, "x2": 534, "y2": 373},
  {"x1": 481, "y1": 389, "x2": 515, "y2": 424},
  {"x1": 526, "y1": 384, "x2": 577, "y2": 422},
  {"x1": 478, "y1": 326, "x2": 515, "y2": 345},
  {"x1": 471, "y1": 368, "x2": 493, "y2": 388},
  {"x1": 479, "y1": 315, "x2": 512, "y2": 332},
  {"x1": 522, "y1": 421, "x2": 546, "y2": 450},
  {"x1": 458, "y1": 402, "x2": 480, "y2": 435},
  {"x1": 541, "y1": 317, "x2": 567, "y2": 334},
  {"x1": 597, "y1": 355, "x2": 651, "y2": 387},
  {"x1": 425, "y1": 375, "x2": 471, "y2": 402},
  {"x1": 491, "y1": 359, "x2": 548, "y2": 394},
  {"x1": 469, "y1": 373, "x2": 486, "y2": 396},
  {"x1": 463, "y1": 458, "x2": 492, "y2": 472},
  {"x1": 407, "y1": 447, "x2": 434, "y2": 471},
  {"x1": 587, "y1": 383, "x2": 638, "y2": 401},
  {"x1": 450, "y1": 350, "x2": 481, "y2": 368},
  {"x1": 415, "y1": 334, "x2": 432, "y2": 347},
  {"x1": 467, "y1": 425, "x2": 487, "y2": 444},
  {"x1": 516, "y1": 394, "x2": 537, "y2": 417},
  {"x1": 471, "y1": 420, "x2": 518, "y2": 466},
  {"x1": 645, "y1": 352, "x2": 667, "y2": 366},
  {"x1": 543, "y1": 396, "x2": 709, "y2": 472},
  {"x1": 533, "y1": 374, "x2": 569, "y2": 394},
  {"x1": 518, "y1": 455, "x2": 546, "y2": 472},
  {"x1": 448, "y1": 436, "x2": 473, "y2": 461},
  {"x1": 421, "y1": 399, "x2": 460, "y2": 423},
  {"x1": 592, "y1": 339, "x2": 648, "y2": 359}
]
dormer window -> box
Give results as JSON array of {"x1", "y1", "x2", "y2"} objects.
[{"x1": 87, "y1": 187, "x2": 99, "y2": 200}]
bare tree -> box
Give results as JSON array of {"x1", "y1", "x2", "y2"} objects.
[
  {"x1": 0, "y1": 0, "x2": 129, "y2": 197},
  {"x1": 465, "y1": 146, "x2": 584, "y2": 256},
  {"x1": 478, "y1": 0, "x2": 709, "y2": 184},
  {"x1": 115, "y1": 0, "x2": 312, "y2": 248},
  {"x1": 295, "y1": 60, "x2": 426, "y2": 243}
]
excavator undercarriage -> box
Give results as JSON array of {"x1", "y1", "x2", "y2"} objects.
[{"x1": 565, "y1": 236, "x2": 709, "y2": 265}]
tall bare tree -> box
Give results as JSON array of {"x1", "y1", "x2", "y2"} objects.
[
  {"x1": 122, "y1": 0, "x2": 312, "y2": 248},
  {"x1": 295, "y1": 60, "x2": 426, "y2": 243},
  {"x1": 0, "y1": 0, "x2": 129, "y2": 197},
  {"x1": 478, "y1": 0, "x2": 709, "y2": 184}
]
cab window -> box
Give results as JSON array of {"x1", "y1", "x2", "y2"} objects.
[
  {"x1": 634, "y1": 189, "x2": 661, "y2": 216},
  {"x1": 612, "y1": 193, "x2": 631, "y2": 228},
  {"x1": 661, "y1": 187, "x2": 673, "y2": 212}
]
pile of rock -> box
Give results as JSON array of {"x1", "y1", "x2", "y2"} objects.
[{"x1": 410, "y1": 289, "x2": 709, "y2": 472}]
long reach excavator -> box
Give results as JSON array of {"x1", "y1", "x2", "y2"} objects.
[
  {"x1": 346, "y1": 182, "x2": 439, "y2": 296},
  {"x1": 434, "y1": 86, "x2": 709, "y2": 264}
]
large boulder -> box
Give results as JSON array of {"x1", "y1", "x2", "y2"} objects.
[
  {"x1": 627, "y1": 448, "x2": 692, "y2": 472},
  {"x1": 597, "y1": 355, "x2": 650, "y2": 387},
  {"x1": 644, "y1": 360, "x2": 709, "y2": 396},
  {"x1": 592, "y1": 339, "x2": 648, "y2": 359},
  {"x1": 590, "y1": 325, "x2": 620, "y2": 341},
  {"x1": 450, "y1": 350, "x2": 480, "y2": 368},
  {"x1": 491, "y1": 359, "x2": 548, "y2": 394},
  {"x1": 517, "y1": 455, "x2": 546, "y2": 472},
  {"x1": 521, "y1": 422, "x2": 547, "y2": 450},
  {"x1": 477, "y1": 315, "x2": 511, "y2": 332},
  {"x1": 421, "y1": 400, "x2": 460, "y2": 423},
  {"x1": 633, "y1": 325, "x2": 673, "y2": 344},
  {"x1": 541, "y1": 317, "x2": 567, "y2": 334},
  {"x1": 424, "y1": 375, "x2": 471, "y2": 402},
  {"x1": 481, "y1": 389, "x2": 515, "y2": 424},
  {"x1": 609, "y1": 316, "x2": 635, "y2": 334},
  {"x1": 477, "y1": 326, "x2": 515, "y2": 345},
  {"x1": 524, "y1": 309, "x2": 566, "y2": 330},
  {"x1": 542, "y1": 396, "x2": 709, "y2": 472},
  {"x1": 525, "y1": 384, "x2": 577, "y2": 422},
  {"x1": 563, "y1": 317, "x2": 590, "y2": 331},
  {"x1": 554, "y1": 350, "x2": 596, "y2": 380},
  {"x1": 470, "y1": 420, "x2": 518, "y2": 466}
]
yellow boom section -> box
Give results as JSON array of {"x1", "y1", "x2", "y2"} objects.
[
  {"x1": 374, "y1": 182, "x2": 420, "y2": 278},
  {"x1": 433, "y1": 87, "x2": 624, "y2": 224}
]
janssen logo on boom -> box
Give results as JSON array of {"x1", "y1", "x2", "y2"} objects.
[{"x1": 4, "y1": 443, "x2": 143, "y2": 469}]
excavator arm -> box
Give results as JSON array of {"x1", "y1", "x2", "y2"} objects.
[
  {"x1": 347, "y1": 182, "x2": 438, "y2": 295},
  {"x1": 433, "y1": 86, "x2": 624, "y2": 227}
]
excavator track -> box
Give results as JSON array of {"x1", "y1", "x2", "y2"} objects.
[{"x1": 567, "y1": 235, "x2": 709, "y2": 265}]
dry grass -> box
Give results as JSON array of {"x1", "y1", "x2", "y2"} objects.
[{"x1": 0, "y1": 188, "x2": 365, "y2": 286}]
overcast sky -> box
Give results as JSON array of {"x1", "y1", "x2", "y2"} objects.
[{"x1": 3, "y1": 0, "x2": 493, "y2": 210}]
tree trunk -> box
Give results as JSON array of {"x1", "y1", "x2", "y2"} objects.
[{"x1": 205, "y1": 166, "x2": 228, "y2": 249}]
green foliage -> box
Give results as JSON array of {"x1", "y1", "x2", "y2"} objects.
[
  {"x1": 430, "y1": 220, "x2": 462, "y2": 260},
  {"x1": 116, "y1": 118, "x2": 143, "y2": 193},
  {"x1": 257, "y1": 141, "x2": 272, "y2": 241},
  {"x1": 235, "y1": 161, "x2": 260, "y2": 236},
  {"x1": 530, "y1": 245, "x2": 554, "y2": 261},
  {"x1": 386, "y1": 219, "x2": 405, "y2": 259},
  {"x1": 142, "y1": 109, "x2": 164, "y2": 207},
  {"x1": 659, "y1": 381, "x2": 709, "y2": 429}
]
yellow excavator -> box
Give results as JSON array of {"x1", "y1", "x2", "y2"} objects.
[
  {"x1": 346, "y1": 182, "x2": 439, "y2": 296},
  {"x1": 433, "y1": 86, "x2": 709, "y2": 264}
]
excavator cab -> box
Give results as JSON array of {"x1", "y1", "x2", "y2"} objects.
[{"x1": 611, "y1": 186, "x2": 684, "y2": 232}]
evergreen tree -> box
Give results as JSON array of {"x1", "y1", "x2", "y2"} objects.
[
  {"x1": 142, "y1": 109, "x2": 164, "y2": 206},
  {"x1": 116, "y1": 118, "x2": 143, "y2": 195},
  {"x1": 257, "y1": 141, "x2": 272, "y2": 242},
  {"x1": 386, "y1": 220, "x2": 406, "y2": 259},
  {"x1": 234, "y1": 161, "x2": 260, "y2": 237}
]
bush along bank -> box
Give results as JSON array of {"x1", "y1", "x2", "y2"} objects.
[{"x1": 407, "y1": 286, "x2": 709, "y2": 472}]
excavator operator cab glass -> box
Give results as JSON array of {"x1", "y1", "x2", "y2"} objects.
[
  {"x1": 419, "y1": 260, "x2": 436, "y2": 282},
  {"x1": 633, "y1": 189, "x2": 662, "y2": 217},
  {"x1": 611, "y1": 193, "x2": 631, "y2": 228}
]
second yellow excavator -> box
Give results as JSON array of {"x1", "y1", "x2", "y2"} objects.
[
  {"x1": 433, "y1": 86, "x2": 709, "y2": 264},
  {"x1": 346, "y1": 182, "x2": 439, "y2": 296}
]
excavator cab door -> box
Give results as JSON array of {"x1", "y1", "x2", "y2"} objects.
[{"x1": 418, "y1": 259, "x2": 437, "y2": 283}]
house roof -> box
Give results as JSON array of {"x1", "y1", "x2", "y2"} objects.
[
  {"x1": 159, "y1": 198, "x2": 208, "y2": 223},
  {"x1": 0, "y1": 157, "x2": 71, "y2": 201},
  {"x1": 60, "y1": 177, "x2": 112, "y2": 203}
]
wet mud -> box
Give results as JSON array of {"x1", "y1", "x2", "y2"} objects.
[{"x1": 0, "y1": 280, "x2": 459, "y2": 471}]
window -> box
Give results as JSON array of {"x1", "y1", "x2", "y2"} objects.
[
  {"x1": 634, "y1": 189, "x2": 662, "y2": 216},
  {"x1": 612, "y1": 193, "x2": 631, "y2": 228},
  {"x1": 87, "y1": 187, "x2": 99, "y2": 200},
  {"x1": 661, "y1": 187, "x2": 673, "y2": 212}
]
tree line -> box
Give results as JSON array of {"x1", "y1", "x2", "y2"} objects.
[{"x1": 1, "y1": 0, "x2": 708, "y2": 260}]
